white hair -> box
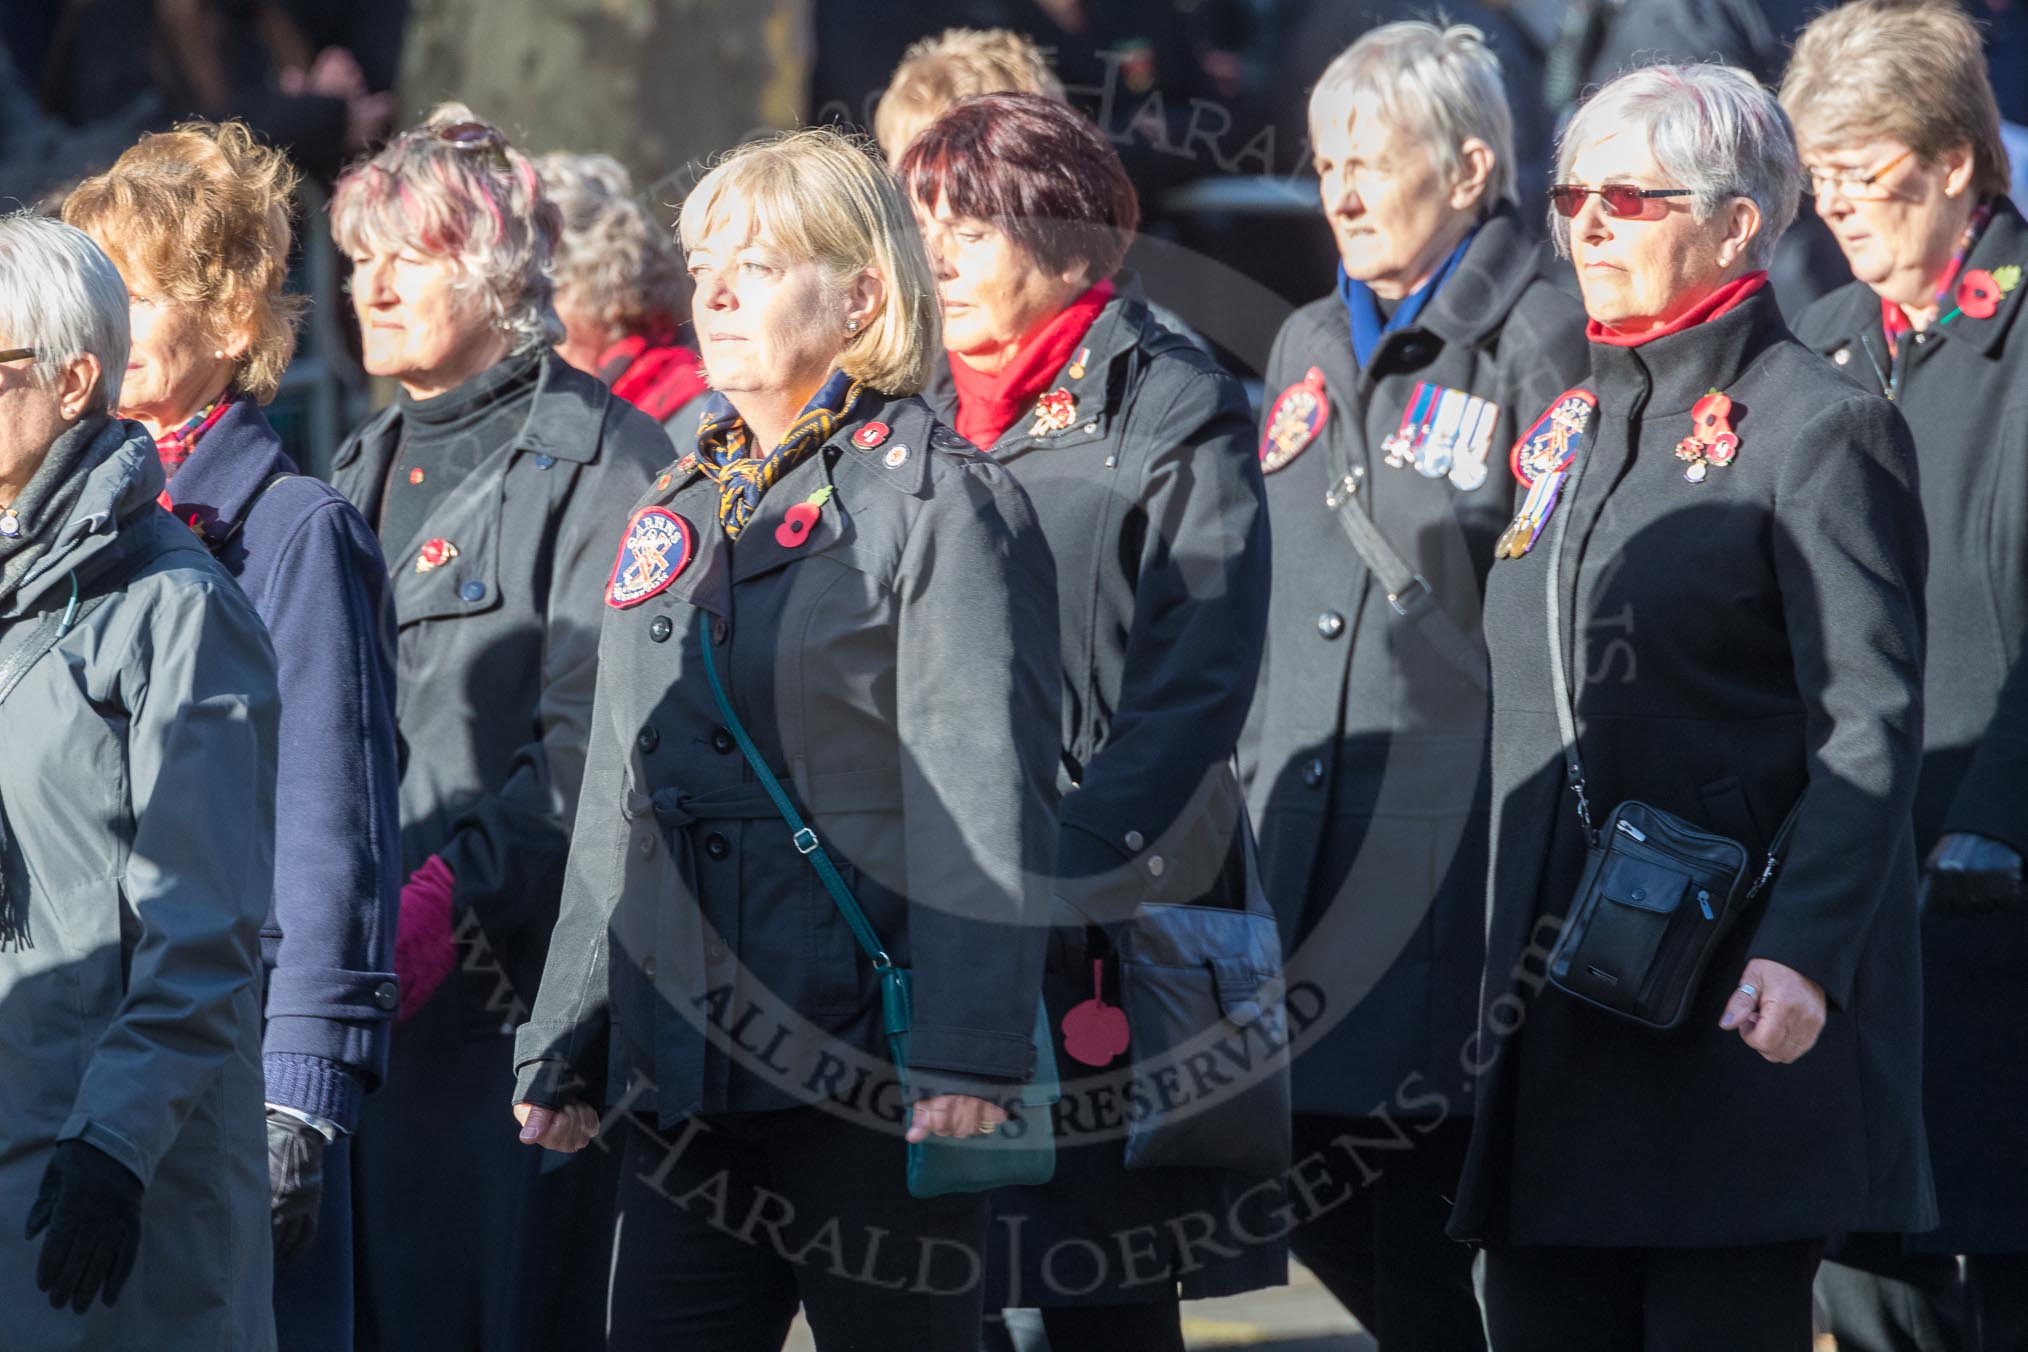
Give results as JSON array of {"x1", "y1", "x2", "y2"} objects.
[
  {"x1": 0, "y1": 212, "x2": 129, "y2": 411},
  {"x1": 1553, "y1": 63, "x2": 1802, "y2": 269},
  {"x1": 1309, "y1": 21, "x2": 1518, "y2": 211}
]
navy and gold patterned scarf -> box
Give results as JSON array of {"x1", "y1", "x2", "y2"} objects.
[{"x1": 695, "y1": 369, "x2": 864, "y2": 539}]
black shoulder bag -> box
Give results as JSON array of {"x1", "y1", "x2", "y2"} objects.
[
  {"x1": 1539, "y1": 478, "x2": 1800, "y2": 1030},
  {"x1": 698, "y1": 613, "x2": 1058, "y2": 1196}
]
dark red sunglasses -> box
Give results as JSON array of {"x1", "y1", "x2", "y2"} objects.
[{"x1": 1550, "y1": 183, "x2": 1694, "y2": 218}]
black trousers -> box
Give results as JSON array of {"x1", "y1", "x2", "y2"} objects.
[
  {"x1": 607, "y1": 1109, "x2": 990, "y2": 1352},
  {"x1": 1479, "y1": 1238, "x2": 1825, "y2": 1352},
  {"x1": 1287, "y1": 1114, "x2": 1486, "y2": 1351}
]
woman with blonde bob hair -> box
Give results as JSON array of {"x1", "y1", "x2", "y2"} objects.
[
  {"x1": 65, "y1": 123, "x2": 402, "y2": 1351},
  {"x1": 1785, "y1": 2, "x2": 2028, "y2": 1345},
  {"x1": 323, "y1": 102, "x2": 671, "y2": 1352},
  {"x1": 512, "y1": 127, "x2": 1060, "y2": 1350}
]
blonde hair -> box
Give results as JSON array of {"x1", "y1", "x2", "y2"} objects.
[
  {"x1": 62, "y1": 120, "x2": 303, "y2": 403},
  {"x1": 536, "y1": 151, "x2": 686, "y2": 339},
  {"x1": 330, "y1": 102, "x2": 564, "y2": 352},
  {"x1": 679, "y1": 128, "x2": 939, "y2": 395},
  {"x1": 1780, "y1": 0, "x2": 2011, "y2": 201},
  {"x1": 873, "y1": 28, "x2": 1065, "y2": 161}
]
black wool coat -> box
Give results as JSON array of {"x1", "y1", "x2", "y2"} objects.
[
  {"x1": 1796, "y1": 196, "x2": 2028, "y2": 1254},
  {"x1": 1238, "y1": 207, "x2": 1588, "y2": 1120},
  {"x1": 926, "y1": 292, "x2": 1285, "y2": 1303},
  {"x1": 330, "y1": 353, "x2": 665, "y2": 1352},
  {"x1": 1450, "y1": 287, "x2": 1936, "y2": 1248}
]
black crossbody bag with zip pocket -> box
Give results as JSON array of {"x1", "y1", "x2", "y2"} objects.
[{"x1": 1537, "y1": 465, "x2": 1800, "y2": 1031}]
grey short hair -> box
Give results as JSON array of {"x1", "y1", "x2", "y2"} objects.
[
  {"x1": 330, "y1": 102, "x2": 564, "y2": 352},
  {"x1": 0, "y1": 212, "x2": 129, "y2": 411},
  {"x1": 1309, "y1": 21, "x2": 1517, "y2": 211},
  {"x1": 1554, "y1": 64, "x2": 1802, "y2": 269},
  {"x1": 535, "y1": 152, "x2": 686, "y2": 339}
]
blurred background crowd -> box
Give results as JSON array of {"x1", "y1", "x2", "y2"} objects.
[{"x1": 8, "y1": 0, "x2": 2026, "y2": 476}]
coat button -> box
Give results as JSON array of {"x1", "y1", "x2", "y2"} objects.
[
  {"x1": 711, "y1": 727, "x2": 735, "y2": 754},
  {"x1": 705, "y1": 832, "x2": 731, "y2": 859},
  {"x1": 1147, "y1": 855, "x2": 1165, "y2": 878},
  {"x1": 637, "y1": 727, "x2": 660, "y2": 753},
  {"x1": 641, "y1": 956, "x2": 656, "y2": 979},
  {"x1": 460, "y1": 580, "x2": 486, "y2": 602},
  {"x1": 1833, "y1": 348, "x2": 1851, "y2": 366},
  {"x1": 705, "y1": 941, "x2": 728, "y2": 964},
  {"x1": 1124, "y1": 830, "x2": 1144, "y2": 851},
  {"x1": 649, "y1": 616, "x2": 673, "y2": 643},
  {"x1": 373, "y1": 980, "x2": 399, "y2": 1011},
  {"x1": 533, "y1": 453, "x2": 556, "y2": 469},
  {"x1": 1316, "y1": 610, "x2": 1345, "y2": 639},
  {"x1": 637, "y1": 833, "x2": 654, "y2": 858},
  {"x1": 711, "y1": 618, "x2": 729, "y2": 644},
  {"x1": 1302, "y1": 757, "x2": 1325, "y2": 789}
]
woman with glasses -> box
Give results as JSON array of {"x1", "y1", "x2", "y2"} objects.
[
  {"x1": 1451, "y1": 64, "x2": 1931, "y2": 1350},
  {"x1": 1237, "y1": 24, "x2": 1583, "y2": 1347},
  {"x1": 1783, "y1": 4, "x2": 2028, "y2": 1347},
  {"x1": 326, "y1": 103, "x2": 669, "y2": 1352}
]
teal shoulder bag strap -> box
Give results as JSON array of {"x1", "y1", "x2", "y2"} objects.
[{"x1": 697, "y1": 612, "x2": 1057, "y2": 1196}]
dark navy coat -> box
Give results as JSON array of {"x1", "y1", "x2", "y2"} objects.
[
  {"x1": 1796, "y1": 197, "x2": 2028, "y2": 1253},
  {"x1": 1239, "y1": 208, "x2": 1587, "y2": 1121},
  {"x1": 163, "y1": 398, "x2": 402, "y2": 1126}
]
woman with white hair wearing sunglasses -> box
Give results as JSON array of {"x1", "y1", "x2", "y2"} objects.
[{"x1": 1450, "y1": 64, "x2": 1931, "y2": 1349}]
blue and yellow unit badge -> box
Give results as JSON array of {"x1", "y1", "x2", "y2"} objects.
[
  {"x1": 607, "y1": 506, "x2": 695, "y2": 609},
  {"x1": 1259, "y1": 366, "x2": 1331, "y2": 473},
  {"x1": 1496, "y1": 388, "x2": 1596, "y2": 560}
]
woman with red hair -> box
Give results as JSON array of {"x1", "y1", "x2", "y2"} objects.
[{"x1": 901, "y1": 92, "x2": 1283, "y2": 1350}]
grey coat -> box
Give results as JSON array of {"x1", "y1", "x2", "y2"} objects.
[
  {"x1": 514, "y1": 388, "x2": 1061, "y2": 1124},
  {"x1": 1238, "y1": 209, "x2": 1588, "y2": 1119},
  {"x1": 0, "y1": 418, "x2": 280, "y2": 1351}
]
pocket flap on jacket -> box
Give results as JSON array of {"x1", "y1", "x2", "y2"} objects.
[{"x1": 1597, "y1": 853, "x2": 1689, "y2": 915}]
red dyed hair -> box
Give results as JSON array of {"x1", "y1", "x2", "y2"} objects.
[{"x1": 898, "y1": 92, "x2": 1139, "y2": 281}]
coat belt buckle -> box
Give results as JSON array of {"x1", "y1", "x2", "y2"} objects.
[
  {"x1": 1324, "y1": 469, "x2": 1364, "y2": 510},
  {"x1": 1388, "y1": 574, "x2": 1434, "y2": 617}
]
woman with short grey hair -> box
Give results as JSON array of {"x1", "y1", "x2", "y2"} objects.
[
  {"x1": 327, "y1": 104, "x2": 671, "y2": 1351},
  {"x1": 536, "y1": 151, "x2": 710, "y2": 443},
  {"x1": 1450, "y1": 64, "x2": 1930, "y2": 1350},
  {"x1": 0, "y1": 212, "x2": 281, "y2": 1351},
  {"x1": 1240, "y1": 24, "x2": 1583, "y2": 1345}
]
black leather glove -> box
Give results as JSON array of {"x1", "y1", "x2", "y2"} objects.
[
  {"x1": 266, "y1": 1110, "x2": 326, "y2": 1264},
  {"x1": 1921, "y1": 832, "x2": 2024, "y2": 915},
  {"x1": 24, "y1": 1139, "x2": 144, "y2": 1313}
]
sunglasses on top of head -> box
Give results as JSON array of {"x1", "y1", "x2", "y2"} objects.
[{"x1": 1549, "y1": 183, "x2": 1695, "y2": 219}]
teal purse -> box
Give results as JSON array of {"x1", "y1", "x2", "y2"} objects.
[{"x1": 698, "y1": 614, "x2": 1058, "y2": 1197}]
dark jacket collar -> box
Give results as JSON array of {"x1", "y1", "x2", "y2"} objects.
[
  {"x1": 158, "y1": 398, "x2": 295, "y2": 544},
  {"x1": 1589, "y1": 284, "x2": 1789, "y2": 417},
  {"x1": 1414, "y1": 202, "x2": 1547, "y2": 349},
  {"x1": 918, "y1": 285, "x2": 1159, "y2": 432},
  {"x1": 1801, "y1": 196, "x2": 2028, "y2": 362},
  {"x1": 332, "y1": 349, "x2": 613, "y2": 473}
]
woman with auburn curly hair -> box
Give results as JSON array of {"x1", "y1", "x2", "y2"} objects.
[{"x1": 64, "y1": 121, "x2": 402, "y2": 1352}]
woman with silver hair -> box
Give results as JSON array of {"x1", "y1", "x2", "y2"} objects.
[
  {"x1": 537, "y1": 151, "x2": 711, "y2": 444},
  {"x1": 1450, "y1": 64, "x2": 1930, "y2": 1349},
  {"x1": 1238, "y1": 22, "x2": 1583, "y2": 1345},
  {"x1": 325, "y1": 103, "x2": 669, "y2": 1352},
  {"x1": 1784, "y1": 3, "x2": 2028, "y2": 1346},
  {"x1": 0, "y1": 212, "x2": 279, "y2": 1350}
]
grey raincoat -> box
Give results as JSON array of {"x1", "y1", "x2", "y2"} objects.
[{"x1": 0, "y1": 416, "x2": 280, "y2": 1351}]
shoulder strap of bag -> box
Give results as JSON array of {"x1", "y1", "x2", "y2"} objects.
[
  {"x1": 206, "y1": 472, "x2": 296, "y2": 555},
  {"x1": 1325, "y1": 471, "x2": 1488, "y2": 689},
  {"x1": 1544, "y1": 464, "x2": 1801, "y2": 894},
  {"x1": 0, "y1": 572, "x2": 117, "y2": 708},
  {"x1": 697, "y1": 611, "x2": 894, "y2": 969}
]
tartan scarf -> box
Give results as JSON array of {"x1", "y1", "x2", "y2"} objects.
[{"x1": 695, "y1": 369, "x2": 863, "y2": 539}]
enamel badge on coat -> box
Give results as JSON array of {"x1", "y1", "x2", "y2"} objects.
[
  {"x1": 607, "y1": 507, "x2": 694, "y2": 608},
  {"x1": 1260, "y1": 366, "x2": 1330, "y2": 472}
]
